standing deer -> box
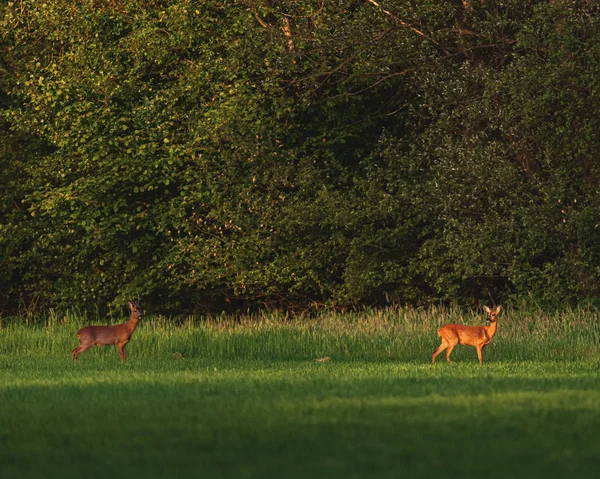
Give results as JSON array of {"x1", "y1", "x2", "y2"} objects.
[
  {"x1": 71, "y1": 300, "x2": 143, "y2": 360},
  {"x1": 432, "y1": 305, "x2": 501, "y2": 364}
]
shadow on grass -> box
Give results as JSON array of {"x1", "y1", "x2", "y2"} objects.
[{"x1": 2, "y1": 361, "x2": 600, "y2": 472}]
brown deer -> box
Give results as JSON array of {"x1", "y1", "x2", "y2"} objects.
[
  {"x1": 432, "y1": 305, "x2": 501, "y2": 364},
  {"x1": 71, "y1": 300, "x2": 143, "y2": 360}
]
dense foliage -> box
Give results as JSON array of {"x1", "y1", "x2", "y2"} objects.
[{"x1": 1, "y1": 0, "x2": 600, "y2": 315}]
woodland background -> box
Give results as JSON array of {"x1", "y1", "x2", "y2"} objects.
[{"x1": 1, "y1": 0, "x2": 599, "y2": 316}]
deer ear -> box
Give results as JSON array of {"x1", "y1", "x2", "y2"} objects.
[
  {"x1": 483, "y1": 306, "x2": 491, "y2": 313},
  {"x1": 128, "y1": 301, "x2": 134, "y2": 310},
  {"x1": 495, "y1": 305, "x2": 502, "y2": 312}
]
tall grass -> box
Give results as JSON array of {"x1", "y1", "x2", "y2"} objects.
[{"x1": 1, "y1": 305, "x2": 599, "y2": 362}]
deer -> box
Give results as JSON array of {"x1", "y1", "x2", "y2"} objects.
[
  {"x1": 432, "y1": 305, "x2": 501, "y2": 365},
  {"x1": 71, "y1": 300, "x2": 143, "y2": 360}
]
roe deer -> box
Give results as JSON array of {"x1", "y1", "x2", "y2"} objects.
[
  {"x1": 432, "y1": 305, "x2": 501, "y2": 364},
  {"x1": 71, "y1": 300, "x2": 143, "y2": 360}
]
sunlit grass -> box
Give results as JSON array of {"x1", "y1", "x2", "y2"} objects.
[{"x1": 1, "y1": 305, "x2": 599, "y2": 362}]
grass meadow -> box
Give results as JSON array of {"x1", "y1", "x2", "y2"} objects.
[{"x1": 1, "y1": 306, "x2": 600, "y2": 478}]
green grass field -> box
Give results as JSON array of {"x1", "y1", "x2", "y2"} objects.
[{"x1": 1, "y1": 307, "x2": 600, "y2": 478}]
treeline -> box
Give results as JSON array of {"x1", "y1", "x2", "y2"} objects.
[{"x1": 1, "y1": 0, "x2": 599, "y2": 316}]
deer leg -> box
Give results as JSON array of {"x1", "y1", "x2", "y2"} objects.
[
  {"x1": 476, "y1": 344, "x2": 485, "y2": 364},
  {"x1": 445, "y1": 341, "x2": 458, "y2": 362},
  {"x1": 432, "y1": 340, "x2": 448, "y2": 364},
  {"x1": 117, "y1": 342, "x2": 128, "y2": 360},
  {"x1": 71, "y1": 342, "x2": 93, "y2": 360}
]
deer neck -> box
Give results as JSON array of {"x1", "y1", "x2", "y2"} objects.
[
  {"x1": 485, "y1": 320, "x2": 498, "y2": 339},
  {"x1": 126, "y1": 317, "x2": 140, "y2": 335}
]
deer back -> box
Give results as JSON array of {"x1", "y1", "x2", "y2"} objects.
[{"x1": 438, "y1": 323, "x2": 490, "y2": 346}]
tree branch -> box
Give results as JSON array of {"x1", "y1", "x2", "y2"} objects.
[{"x1": 366, "y1": 0, "x2": 449, "y2": 54}]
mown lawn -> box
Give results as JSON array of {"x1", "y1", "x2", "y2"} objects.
[
  {"x1": 1, "y1": 308, "x2": 600, "y2": 478},
  {"x1": 2, "y1": 356, "x2": 600, "y2": 479}
]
